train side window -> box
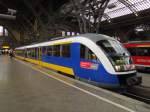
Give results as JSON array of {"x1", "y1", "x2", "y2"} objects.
[
  {"x1": 30, "y1": 48, "x2": 35, "y2": 58},
  {"x1": 53, "y1": 45, "x2": 60, "y2": 57},
  {"x1": 27, "y1": 49, "x2": 31, "y2": 58},
  {"x1": 62, "y1": 44, "x2": 70, "y2": 58},
  {"x1": 27, "y1": 49, "x2": 29, "y2": 57},
  {"x1": 25, "y1": 50, "x2": 27, "y2": 58},
  {"x1": 80, "y1": 44, "x2": 86, "y2": 59},
  {"x1": 143, "y1": 48, "x2": 150, "y2": 56},
  {"x1": 16, "y1": 50, "x2": 24, "y2": 56},
  {"x1": 136, "y1": 48, "x2": 146, "y2": 56},
  {"x1": 35, "y1": 48, "x2": 37, "y2": 58},
  {"x1": 47, "y1": 46, "x2": 53, "y2": 56},
  {"x1": 136, "y1": 48, "x2": 142, "y2": 56},
  {"x1": 42, "y1": 47, "x2": 47, "y2": 55},
  {"x1": 127, "y1": 48, "x2": 137, "y2": 56},
  {"x1": 21, "y1": 50, "x2": 24, "y2": 56},
  {"x1": 141, "y1": 47, "x2": 150, "y2": 56},
  {"x1": 28, "y1": 49, "x2": 31, "y2": 58},
  {"x1": 129, "y1": 47, "x2": 150, "y2": 56},
  {"x1": 148, "y1": 48, "x2": 150, "y2": 56},
  {"x1": 27, "y1": 48, "x2": 33, "y2": 58},
  {"x1": 80, "y1": 44, "x2": 98, "y2": 61},
  {"x1": 31, "y1": 48, "x2": 36, "y2": 59}
]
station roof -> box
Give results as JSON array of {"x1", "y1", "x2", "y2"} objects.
[
  {"x1": 102, "y1": 0, "x2": 150, "y2": 21},
  {"x1": 0, "y1": 0, "x2": 150, "y2": 44},
  {"x1": 0, "y1": 0, "x2": 150, "y2": 29}
]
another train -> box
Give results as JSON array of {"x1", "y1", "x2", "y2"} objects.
[
  {"x1": 15, "y1": 33, "x2": 142, "y2": 88},
  {"x1": 124, "y1": 41, "x2": 150, "y2": 71}
]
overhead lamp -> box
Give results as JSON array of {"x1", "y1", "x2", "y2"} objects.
[
  {"x1": 8, "y1": 8, "x2": 17, "y2": 15},
  {"x1": 2, "y1": 46, "x2": 10, "y2": 49},
  {"x1": 0, "y1": 4, "x2": 17, "y2": 20},
  {"x1": 134, "y1": 13, "x2": 138, "y2": 17},
  {"x1": 108, "y1": 20, "x2": 111, "y2": 23},
  {"x1": 0, "y1": 14, "x2": 16, "y2": 20}
]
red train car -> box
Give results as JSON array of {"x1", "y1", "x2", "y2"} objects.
[{"x1": 124, "y1": 41, "x2": 150, "y2": 71}]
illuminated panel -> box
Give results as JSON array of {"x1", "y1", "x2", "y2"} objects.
[
  {"x1": 2, "y1": 46, "x2": 10, "y2": 49},
  {"x1": 0, "y1": 26, "x2": 3, "y2": 36}
]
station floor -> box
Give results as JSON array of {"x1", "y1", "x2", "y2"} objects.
[{"x1": 0, "y1": 55, "x2": 150, "y2": 112}]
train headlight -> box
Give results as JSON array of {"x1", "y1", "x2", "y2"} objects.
[
  {"x1": 115, "y1": 65, "x2": 121, "y2": 72},
  {"x1": 115, "y1": 64, "x2": 136, "y2": 72},
  {"x1": 130, "y1": 64, "x2": 136, "y2": 70}
]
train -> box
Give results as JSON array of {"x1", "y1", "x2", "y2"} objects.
[
  {"x1": 124, "y1": 41, "x2": 150, "y2": 71},
  {"x1": 15, "y1": 33, "x2": 142, "y2": 88}
]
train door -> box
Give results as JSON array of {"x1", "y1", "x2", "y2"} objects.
[{"x1": 75, "y1": 44, "x2": 100, "y2": 82}]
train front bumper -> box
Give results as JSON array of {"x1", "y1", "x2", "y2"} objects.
[
  {"x1": 117, "y1": 73, "x2": 142, "y2": 87},
  {"x1": 126, "y1": 76, "x2": 142, "y2": 86}
]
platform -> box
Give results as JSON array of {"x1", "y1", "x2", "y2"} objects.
[{"x1": 0, "y1": 55, "x2": 150, "y2": 112}]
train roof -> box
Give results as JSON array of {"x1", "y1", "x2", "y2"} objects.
[
  {"x1": 80, "y1": 33, "x2": 115, "y2": 42},
  {"x1": 50, "y1": 33, "x2": 115, "y2": 42},
  {"x1": 15, "y1": 33, "x2": 115, "y2": 50}
]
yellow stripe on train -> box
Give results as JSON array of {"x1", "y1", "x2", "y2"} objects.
[
  {"x1": 17, "y1": 56, "x2": 74, "y2": 76},
  {"x1": 42, "y1": 61, "x2": 74, "y2": 75}
]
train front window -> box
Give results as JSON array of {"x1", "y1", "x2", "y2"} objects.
[
  {"x1": 97, "y1": 40, "x2": 135, "y2": 72},
  {"x1": 97, "y1": 40, "x2": 129, "y2": 55}
]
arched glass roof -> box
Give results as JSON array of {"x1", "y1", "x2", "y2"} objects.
[{"x1": 102, "y1": 0, "x2": 150, "y2": 21}]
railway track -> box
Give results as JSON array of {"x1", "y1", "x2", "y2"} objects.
[
  {"x1": 122, "y1": 85, "x2": 150, "y2": 104},
  {"x1": 123, "y1": 92, "x2": 150, "y2": 104}
]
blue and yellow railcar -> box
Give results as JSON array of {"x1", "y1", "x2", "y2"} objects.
[{"x1": 15, "y1": 33, "x2": 142, "y2": 88}]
